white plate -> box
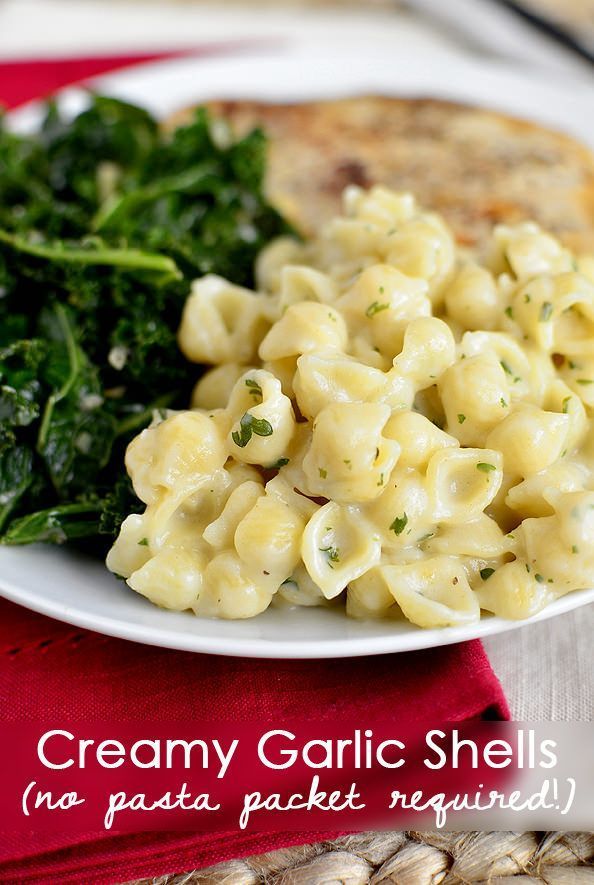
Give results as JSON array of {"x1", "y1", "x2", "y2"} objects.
[
  {"x1": 3, "y1": 47, "x2": 594, "y2": 657},
  {"x1": 0, "y1": 542, "x2": 593, "y2": 658}
]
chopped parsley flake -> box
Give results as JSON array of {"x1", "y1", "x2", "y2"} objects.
[
  {"x1": 232, "y1": 412, "x2": 273, "y2": 448},
  {"x1": 245, "y1": 378, "x2": 262, "y2": 398},
  {"x1": 480, "y1": 567, "x2": 495, "y2": 581},
  {"x1": 365, "y1": 301, "x2": 390, "y2": 318},
  {"x1": 390, "y1": 513, "x2": 408, "y2": 535},
  {"x1": 500, "y1": 359, "x2": 513, "y2": 376},
  {"x1": 562, "y1": 397, "x2": 571, "y2": 413},
  {"x1": 572, "y1": 545, "x2": 579, "y2": 554},
  {"x1": 577, "y1": 379, "x2": 593, "y2": 386},
  {"x1": 535, "y1": 573, "x2": 545, "y2": 584},
  {"x1": 377, "y1": 473, "x2": 384, "y2": 486},
  {"x1": 272, "y1": 457, "x2": 289, "y2": 469},
  {"x1": 320, "y1": 545, "x2": 340, "y2": 568},
  {"x1": 539, "y1": 302, "x2": 553, "y2": 322},
  {"x1": 504, "y1": 306, "x2": 513, "y2": 319},
  {"x1": 457, "y1": 413, "x2": 466, "y2": 424},
  {"x1": 524, "y1": 293, "x2": 531, "y2": 303},
  {"x1": 500, "y1": 397, "x2": 507, "y2": 408},
  {"x1": 138, "y1": 537, "x2": 149, "y2": 546},
  {"x1": 568, "y1": 360, "x2": 580, "y2": 370},
  {"x1": 476, "y1": 462, "x2": 496, "y2": 473},
  {"x1": 318, "y1": 467, "x2": 328, "y2": 479}
]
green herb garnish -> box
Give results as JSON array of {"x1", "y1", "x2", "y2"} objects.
[
  {"x1": 232, "y1": 412, "x2": 273, "y2": 448},
  {"x1": 320, "y1": 545, "x2": 340, "y2": 568},
  {"x1": 480, "y1": 567, "x2": 495, "y2": 581},
  {"x1": 457, "y1": 413, "x2": 466, "y2": 424},
  {"x1": 365, "y1": 301, "x2": 390, "y2": 318},
  {"x1": 539, "y1": 302, "x2": 553, "y2": 322},
  {"x1": 272, "y1": 457, "x2": 289, "y2": 469},
  {"x1": 476, "y1": 462, "x2": 496, "y2": 473},
  {"x1": 390, "y1": 513, "x2": 408, "y2": 535},
  {"x1": 245, "y1": 378, "x2": 262, "y2": 399}
]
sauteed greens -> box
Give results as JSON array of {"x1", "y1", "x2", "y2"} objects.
[{"x1": 0, "y1": 96, "x2": 288, "y2": 546}]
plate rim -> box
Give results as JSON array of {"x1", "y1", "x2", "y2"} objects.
[
  {"x1": 8, "y1": 48, "x2": 594, "y2": 145},
  {"x1": 0, "y1": 556, "x2": 592, "y2": 658}
]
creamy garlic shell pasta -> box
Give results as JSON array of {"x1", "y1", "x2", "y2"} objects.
[{"x1": 107, "y1": 186, "x2": 594, "y2": 627}]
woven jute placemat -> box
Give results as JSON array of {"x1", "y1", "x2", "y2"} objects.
[{"x1": 131, "y1": 831, "x2": 594, "y2": 883}]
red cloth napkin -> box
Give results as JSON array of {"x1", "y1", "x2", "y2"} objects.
[
  {"x1": 1, "y1": 53, "x2": 184, "y2": 109},
  {"x1": 0, "y1": 42, "x2": 275, "y2": 110},
  {"x1": 0, "y1": 51, "x2": 509, "y2": 884},
  {"x1": 0, "y1": 598, "x2": 508, "y2": 883}
]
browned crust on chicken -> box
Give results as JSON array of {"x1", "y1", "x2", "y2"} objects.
[{"x1": 167, "y1": 96, "x2": 594, "y2": 253}]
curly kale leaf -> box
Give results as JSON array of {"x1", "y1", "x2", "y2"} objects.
[
  {"x1": 35, "y1": 304, "x2": 117, "y2": 497},
  {"x1": 0, "y1": 96, "x2": 159, "y2": 238},
  {"x1": 0, "y1": 95, "x2": 291, "y2": 547},
  {"x1": 1, "y1": 502, "x2": 103, "y2": 545},
  {"x1": 98, "y1": 474, "x2": 143, "y2": 537},
  {"x1": 0, "y1": 435, "x2": 34, "y2": 534},
  {"x1": 0, "y1": 228, "x2": 181, "y2": 281},
  {"x1": 90, "y1": 108, "x2": 290, "y2": 282},
  {"x1": 0, "y1": 338, "x2": 47, "y2": 427}
]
